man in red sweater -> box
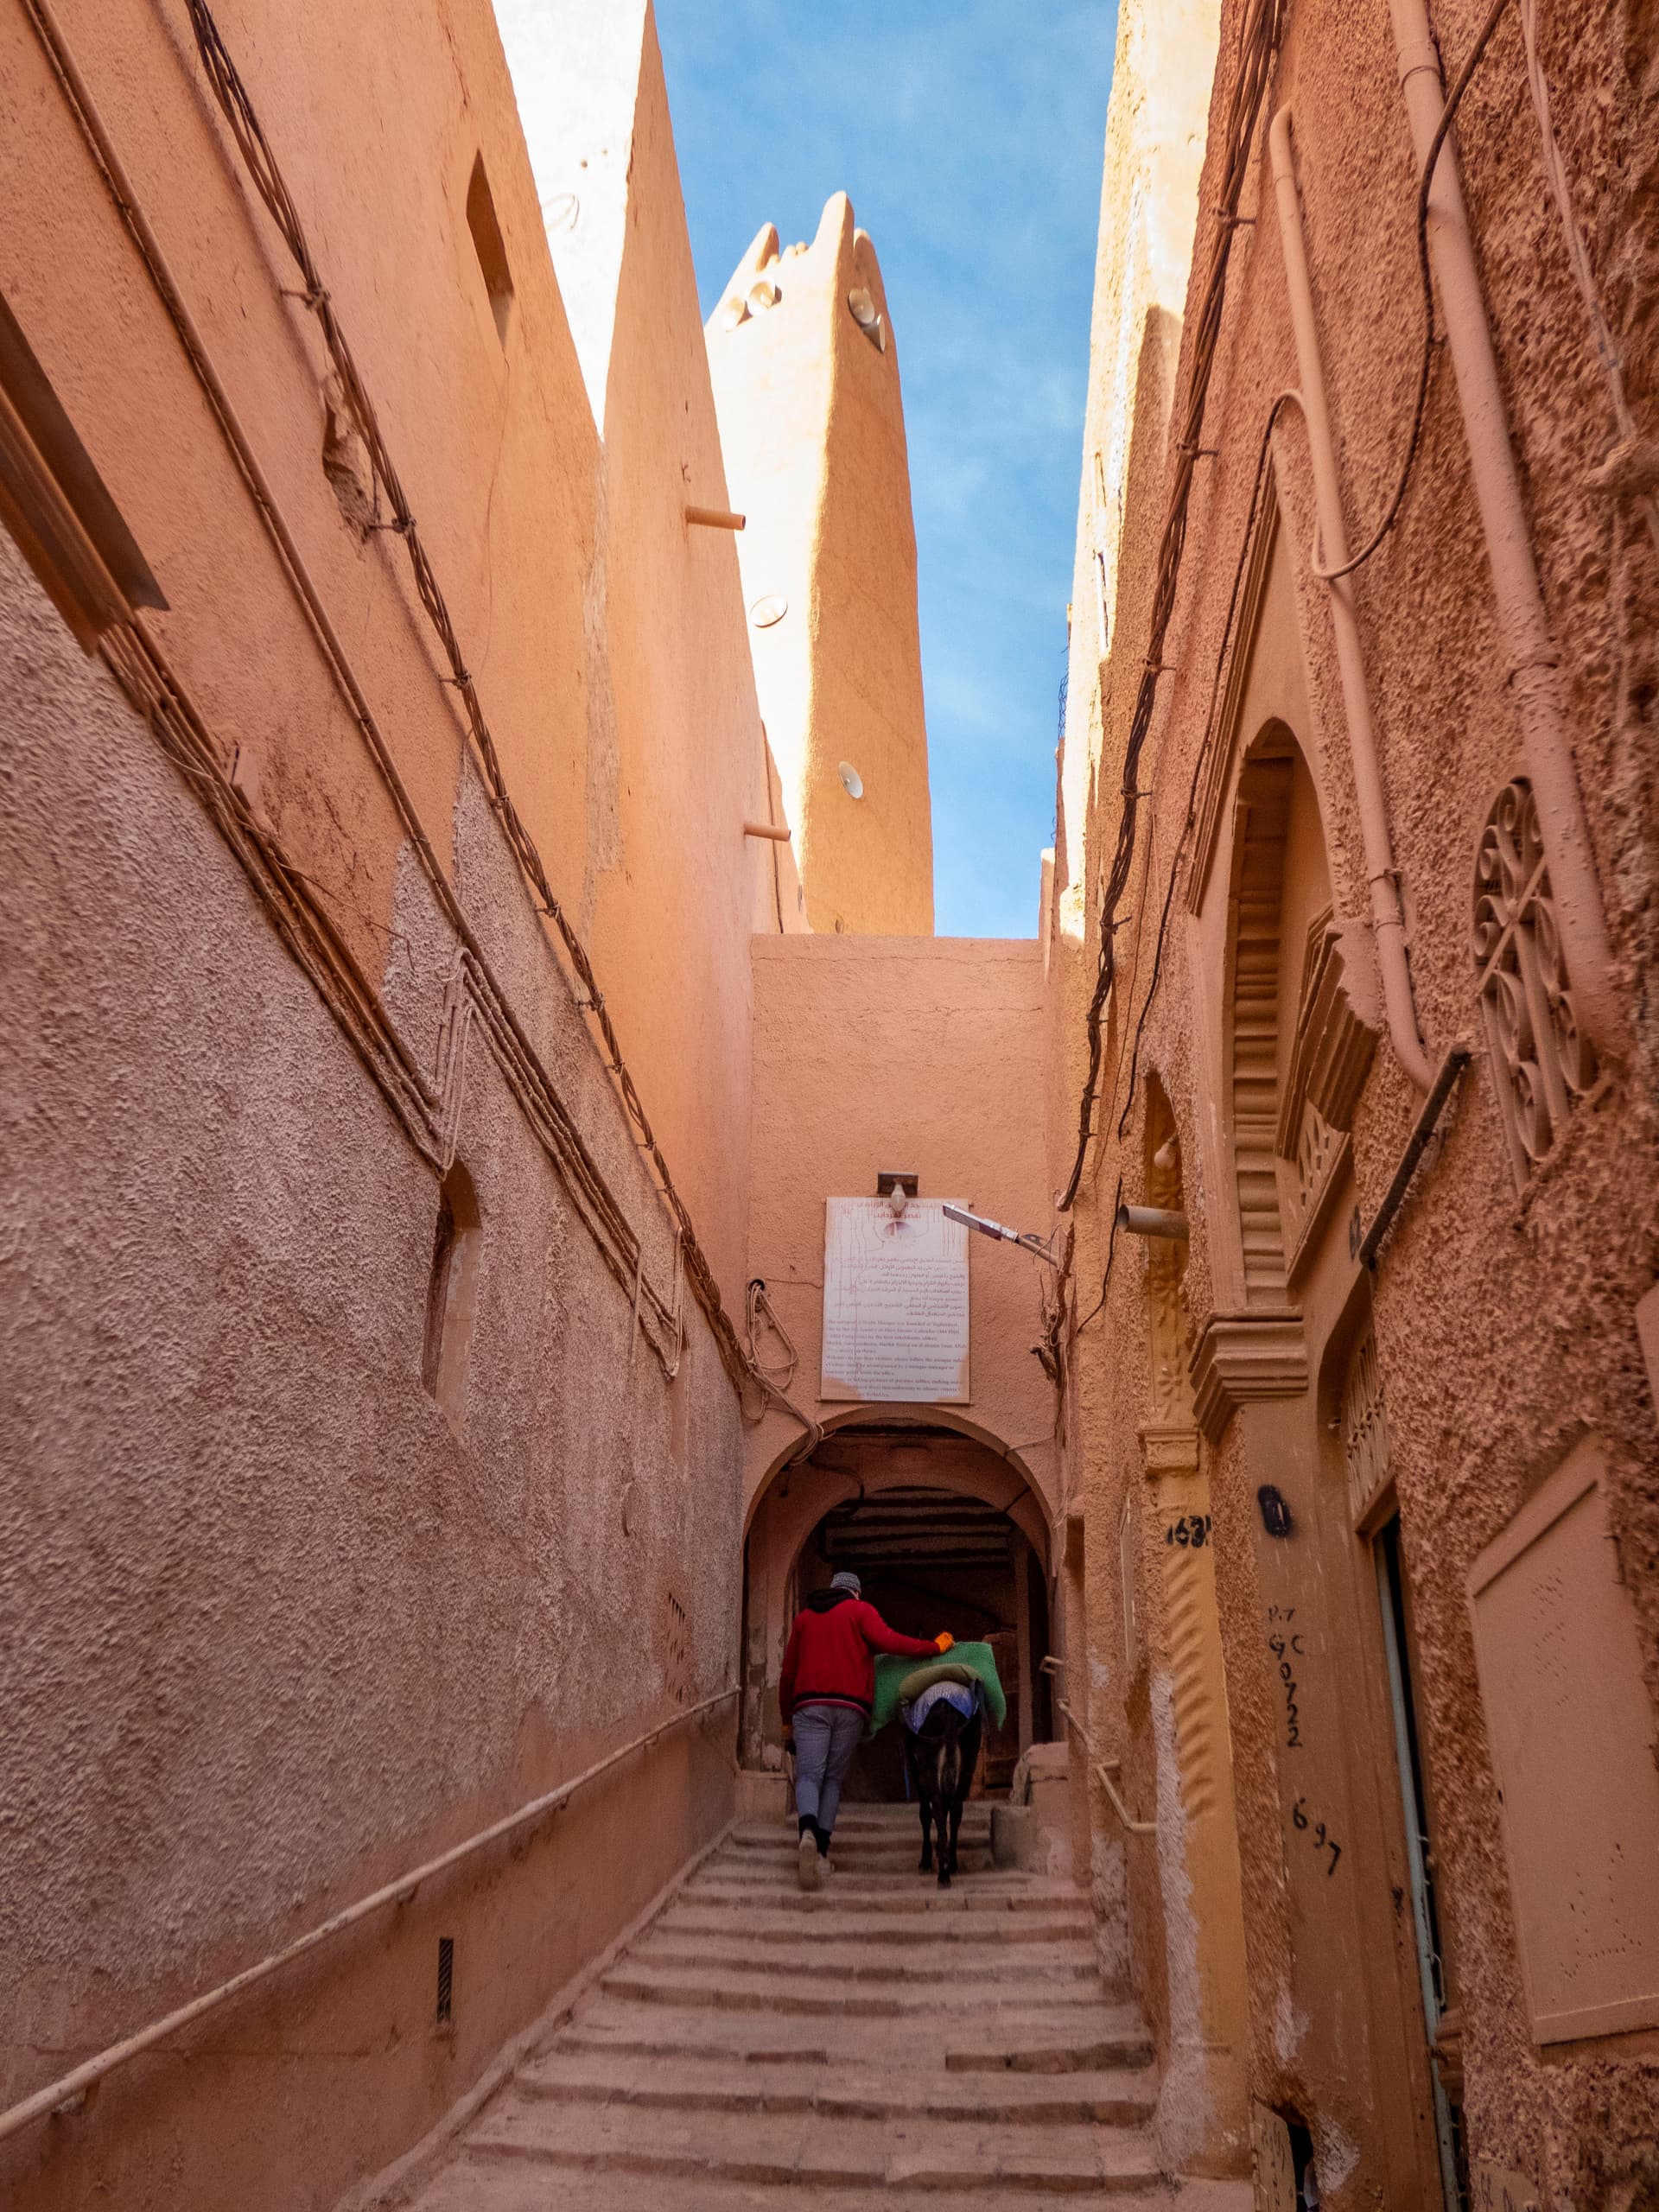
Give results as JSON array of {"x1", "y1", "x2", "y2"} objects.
[{"x1": 779, "y1": 1569, "x2": 952, "y2": 1890}]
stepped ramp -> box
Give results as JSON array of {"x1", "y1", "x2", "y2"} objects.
[{"x1": 397, "y1": 1806, "x2": 1250, "y2": 2209}]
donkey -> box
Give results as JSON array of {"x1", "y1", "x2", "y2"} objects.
[{"x1": 903, "y1": 1692, "x2": 983, "y2": 1888}]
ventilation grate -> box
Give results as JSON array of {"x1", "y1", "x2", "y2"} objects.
[
  {"x1": 435, "y1": 1936, "x2": 454, "y2": 2026},
  {"x1": 661, "y1": 1589, "x2": 694, "y2": 1707}
]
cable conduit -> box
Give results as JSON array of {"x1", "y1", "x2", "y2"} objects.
[{"x1": 1268, "y1": 106, "x2": 1434, "y2": 1091}]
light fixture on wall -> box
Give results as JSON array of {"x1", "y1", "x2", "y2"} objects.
[
  {"x1": 876, "y1": 1170, "x2": 918, "y2": 1220},
  {"x1": 942, "y1": 1202, "x2": 1059, "y2": 1268},
  {"x1": 838, "y1": 760, "x2": 864, "y2": 799}
]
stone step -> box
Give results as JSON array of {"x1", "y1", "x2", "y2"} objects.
[
  {"x1": 724, "y1": 1846, "x2": 998, "y2": 1876},
  {"x1": 629, "y1": 1933, "x2": 1100, "y2": 1983},
  {"x1": 516, "y1": 2047, "x2": 1159, "y2": 2126},
  {"x1": 734, "y1": 1811, "x2": 996, "y2": 1833},
  {"x1": 737, "y1": 1806, "x2": 997, "y2": 1825},
  {"x1": 658, "y1": 1908, "x2": 1091, "y2": 1950},
  {"x1": 682, "y1": 1889, "x2": 1087, "y2": 1923},
  {"x1": 601, "y1": 1961, "x2": 1112, "y2": 2017},
  {"x1": 730, "y1": 1827, "x2": 995, "y2": 1853},
  {"x1": 459, "y1": 2091, "x2": 1166, "y2": 2194},
  {"x1": 690, "y1": 1868, "x2": 1069, "y2": 1904},
  {"x1": 409, "y1": 2166, "x2": 1251, "y2": 2211},
  {"x1": 731, "y1": 1822, "x2": 990, "y2": 1846},
  {"x1": 556, "y1": 2001, "x2": 1155, "y2": 2073}
]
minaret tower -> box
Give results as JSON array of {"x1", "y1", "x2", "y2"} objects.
[{"x1": 707, "y1": 194, "x2": 934, "y2": 935}]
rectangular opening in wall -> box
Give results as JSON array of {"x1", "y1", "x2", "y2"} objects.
[
  {"x1": 435, "y1": 1936, "x2": 454, "y2": 2027},
  {"x1": 0, "y1": 288, "x2": 166, "y2": 650},
  {"x1": 422, "y1": 1163, "x2": 481, "y2": 1421},
  {"x1": 465, "y1": 154, "x2": 513, "y2": 349},
  {"x1": 1468, "y1": 1436, "x2": 1659, "y2": 2044}
]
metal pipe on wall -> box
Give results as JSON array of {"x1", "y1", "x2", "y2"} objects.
[
  {"x1": 1385, "y1": 0, "x2": 1620, "y2": 1058},
  {"x1": 1269, "y1": 106, "x2": 1436, "y2": 1093},
  {"x1": 1115, "y1": 1205, "x2": 1191, "y2": 1242}
]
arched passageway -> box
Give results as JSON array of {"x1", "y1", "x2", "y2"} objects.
[{"x1": 740, "y1": 1415, "x2": 1055, "y2": 1798}]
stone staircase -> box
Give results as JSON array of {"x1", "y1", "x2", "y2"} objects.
[{"x1": 401, "y1": 1805, "x2": 1250, "y2": 2209}]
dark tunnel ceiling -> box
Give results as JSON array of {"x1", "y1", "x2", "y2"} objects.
[{"x1": 817, "y1": 1486, "x2": 1015, "y2": 1571}]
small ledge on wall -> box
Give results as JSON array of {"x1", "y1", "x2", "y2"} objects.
[
  {"x1": 1189, "y1": 1312, "x2": 1307, "y2": 1446},
  {"x1": 1139, "y1": 1422, "x2": 1200, "y2": 1478}
]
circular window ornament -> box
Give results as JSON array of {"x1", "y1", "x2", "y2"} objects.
[
  {"x1": 838, "y1": 761, "x2": 865, "y2": 800},
  {"x1": 749, "y1": 594, "x2": 788, "y2": 628}
]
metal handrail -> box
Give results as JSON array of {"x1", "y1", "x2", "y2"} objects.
[
  {"x1": 1053, "y1": 1695, "x2": 1158, "y2": 1836},
  {"x1": 0, "y1": 1687, "x2": 738, "y2": 2146}
]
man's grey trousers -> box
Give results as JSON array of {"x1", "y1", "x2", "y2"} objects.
[{"x1": 791, "y1": 1700, "x2": 864, "y2": 1832}]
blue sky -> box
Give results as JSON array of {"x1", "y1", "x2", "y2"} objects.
[{"x1": 653, "y1": 2, "x2": 1117, "y2": 938}]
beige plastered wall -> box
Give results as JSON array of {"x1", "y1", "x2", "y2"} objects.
[
  {"x1": 747, "y1": 935, "x2": 1058, "y2": 1524},
  {"x1": 743, "y1": 933, "x2": 1064, "y2": 1802},
  {"x1": 1052, "y1": 0, "x2": 1659, "y2": 2205},
  {"x1": 0, "y1": 1, "x2": 786, "y2": 2206},
  {"x1": 709, "y1": 194, "x2": 935, "y2": 938}
]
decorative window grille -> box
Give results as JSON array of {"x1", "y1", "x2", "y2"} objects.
[
  {"x1": 1341, "y1": 1328, "x2": 1390, "y2": 1528},
  {"x1": 1472, "y1": 779, "x2": 1594, "y2": 1187}
]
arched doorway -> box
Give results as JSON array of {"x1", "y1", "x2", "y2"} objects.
[{"x1": 740, "y1": 1414, "x2": 1054, "y2": 1800}]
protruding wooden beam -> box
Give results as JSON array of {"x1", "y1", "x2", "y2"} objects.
[
  {"x1": 684, "y1": 505, "x2": 745, "y2": 531},
  {"x1": 743, "y1": 822, "x2": 791, "y2": 841}
]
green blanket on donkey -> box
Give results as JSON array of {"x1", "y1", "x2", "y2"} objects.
[{"x1": 865, "y1": 1641, "x2": 1007, "y2": 1739}]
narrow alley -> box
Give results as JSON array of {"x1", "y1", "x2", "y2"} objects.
[{"x1": 3, "y1": 0, "x2": 1657, "y2": 2209}]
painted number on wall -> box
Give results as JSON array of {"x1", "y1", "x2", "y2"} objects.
[
  {"x1": 1265, "y1": 1605, "x2": 1304, "y2": 1750},
  {"x1": 1473, "y1": 2164, "x2": 1540, "y2": 2212},
  {"x1": 1165, "y1": 1515, "x2": 1213, "y2": 1548},
  {"x1": 1292, "y1": 1796, "x2": 1343, "y2": 1876}
]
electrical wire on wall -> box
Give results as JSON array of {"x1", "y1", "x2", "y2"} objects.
[
  {"x1": 1057, "y1": 0, "x2": 1287, "y2": 1213},
  {"x1": 1067, "y1": 0, "x2": 1541, "y2": 1297},
  {"x1": 176, "y1": 0, "x2": 763, "y2": 1394},
  {"x1": 18, "y1": 0, "x2": 818, "y2": 1423}
]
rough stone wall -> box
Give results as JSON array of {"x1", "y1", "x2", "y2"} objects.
[
  {"x1": 1043, "y1": 0, "x2": 1249, "y2": 2177},
  {"x1": 1053, "y1": 0, "x2": 1659, "y2": 2204},
  {"x1": 0, "y1": 0, "x2": 777, "y2": 2203}
]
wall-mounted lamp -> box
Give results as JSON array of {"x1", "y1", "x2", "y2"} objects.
[
  {"x1": 1257, "y1": 1484, "x2": 1294, "y2": 1538},
  {"x1": 876, "y1": 1170, "x2": 918, "y2": 1220},
  {"x1": 1115, "y1": 1205, "x2": 1189, "y2": 1242},
  {"x1": 942, "y1": 1202, "x2": 1059, "y2": 1268}
]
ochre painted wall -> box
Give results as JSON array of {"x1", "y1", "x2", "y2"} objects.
[
  {"x1": 746, "y1": 935, "x2": 1053, "y2": 1518},
  {"x1": 709, "y1": 195, "x2": 935, "y2": 937},
  {"x1": 0, "y1": 0, "x2": 778, "y2": 2203}
]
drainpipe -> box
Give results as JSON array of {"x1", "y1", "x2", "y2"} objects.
[
  {"x1": 1269, "y1": 106, "x2": 1435, "y2": 1093},
  {"x1": 1385, "y1": 0, "x2": 1620, "y2": 1057}
]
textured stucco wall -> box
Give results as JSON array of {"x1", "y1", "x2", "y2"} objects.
[
  {"x1": 1054, "y1": 0, "x2": 1659, "y2": 2204},
  {"x1": 0, "y1": 0, "x2": 774, "y2": 2202}
]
